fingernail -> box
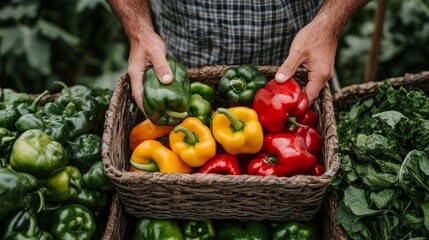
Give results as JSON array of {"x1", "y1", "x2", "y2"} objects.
[
  {"x1": 275, "y1": 73, "x2": 287, "y2": 83},
  {"x1": 161, "y1": 74, "x2": 172, "y2": 83}
]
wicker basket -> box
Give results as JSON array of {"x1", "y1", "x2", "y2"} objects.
[
  {"x1": 101, "y1": 192, "x2": 131, "y2": 240},
  {"x1": 326, "y1": 71, "x2": 429, "y2": 240},
  {"x1": 102, "y1": 65, "x2": 340, "y2": 221}
]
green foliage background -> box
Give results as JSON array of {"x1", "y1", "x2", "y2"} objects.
[{"x1": 1, "y1": 0, "x2": 428, "y2": 93}]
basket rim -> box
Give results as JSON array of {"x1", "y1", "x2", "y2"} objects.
[{"x1": 102, "y1": 64, "x2": 339, "y2": 186}]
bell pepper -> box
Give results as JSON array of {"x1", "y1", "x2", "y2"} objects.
[
  {"x1": 62, "y1": 101, "x2": 91, "y2": 141},
  {"x1": 67, "y1": 133, "x2": 101, "y2": 173},
  {"x1": 132, "y1": 218, "x2": 184, "y2": 240},
  {"x1": 296, "y1": 109, "x2": 318, "y2": 128},
  {"x1": 42, "y1": 115, "x2": 70, "y2": 144},
  {"x1": 55, "y1": 81, "x2": 93, "y2": 98},
  {"x1": 218, "y1": 64, "x2": 268, "y2": 107},
  {"x1": 90, "y1": 86, "x2": 113, "y2": 134},
  {"x1": 191, "y1": 81, "x2": 215, "y2": 105},
  {"x1": 36, "y1": 201, "x2": 63, "y2": 231},
  {"x1": 129, "y1": 140, "x2": 192, "y2": 174},
  {"x1": 0, "y1": 127, "x2": 16, "y2": 157},
  {"x1": 51, "y1": 204, "x2": 96, "y2": 240},
  {"x1": 42, "y1": 165, "x2": 83, "y2": 202},
  {"x1": 1, "y1": 209, "x2": 53, "y2": 240},
  {"x1": 253, "y1": 78, "x2": 309, "y2": 133},
  {"x1": 16, "y1": 90, "x2": 49, "y2": 116},
  {"x1": 272, "y1": 222, "x2": 316, "y2": 240},
  {"x1": 190, "y1": 94, "x2": 212, "y2": 127},
  {"x1": 41, "y1": 102, "x2": 63, "y2": 116},
  {"x1": 2, "y1": 88, "x2": 32, "y2": 106},
  {"x1": 247, "y1": 133, "x2": 317, "y2": 177},
  {"x1": 0, "y1": 102, "x2": 19, "y2": 130},
  {"x1": 143, "y1": 56, "x2": 191, "y2": 126},
  {"x1": 312, "y1": 163, "x2": 325, "y2": 176},
  {"x1": 182, "y1": 219, "x2": 215, "y2": 240},
  {"x1": 211, "y1": 107, "x2": 263, "y2": 155},
  {"x1": 10, "y1": 129, "x2": 68, "y2": 178},
  {"x1": 169, "y1": 117, "x2": 216, "y2": 167},
  {"x1": 197, "y1": 153, "x2": 241, "y2": 175},
  {"x1": 0, "y1": 168, "x2": 41, "y2": 220},
  {"x1": 15, "y1": 113, "x2": 46, "y2": 133},
  {"x1": 290, "y1": 126, "x2": 323, "y2": 160},
  {"x1": 129, "y1": 119, "x2": 174, "y2": 151},
  {"x1": 74, "y1": 186, "x2": 108, "y2": 210},
  {"x1": 82, "y1": 161, "x2": 114, "y2": 191},
  {"x1": 216, "y1": 221, "x2": 270, "y2": 240}
]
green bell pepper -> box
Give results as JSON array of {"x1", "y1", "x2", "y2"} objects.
[
  {"x1": 2, "y1": 88, "x2": 32, "y2": 106},
  {"x1": 218, "y1": 64, "x2": 268, "y2": 107},
  {"x1": 15, "y1": 114, "x2": 46, "y2": 133},
  {"x1": 55, "y1": 81, "x2": 93, "y2": 98},
  {"x1": 90, "y1": 87, "x2": 113, "y2": 134},
  {"x1": 143, "y1": 56, "x2": 191, "y2": 126},
  {"x1": 74, "y1": 186, "x2": 108, "y2": 210},
  {"x1": 50, "y1": 204, "x2": 96, "y2": 240},
  {"x1": 62, "y1": 102, "x2": 91, "y2": 141},
  {"x1": 67, "y1": 134, "x2": 101, "y2": 173},
  {"x1": 0, "y1": 102, "x2": 19, "y2": 130},
  {"x1": 1, "y1": 209, "x2": 53, "y2": 240},
  {"x1": 272, "y1": 222, "x2": 316, "y2": 240},
  {"x1": 191, "y1": 82, "x2": 215, "y2": 105},
  {"x1": 216, "y1": 221, "x2": 270, "y2": 240},
  {"x1": 42, "y1": 102, "x2": 63, "y2": 116},
  {"x1": 132, "y1": 218, "x2": 184, "y2": 240},
  {"x1": 182, "y1": 219, "x2": 215, "y2": 240},
  {"x1": 0, "y1": 168, "x2": 40, "y2": 220},
  {"x1": 42, "y1": 165, "x2": 83, "y2": 202},
  {"x1": 10, "y1": 129, "x2": 68, "y2": 178},
  {"x1": 0, "y1": 127, "x2": 16, "y2": 157},
  {"x1": 36, "y1": 201, "x2": 63, "y2": 231},
  {"x1": 190, "y1": 94, "x2": 212, "y2": 127},
  {"x1": 42, "y1": 115, "x2": 70, "y2": 144},
  {"x1": 82, "y1": 161, "x2": 114, "y2": 191},
  {"x1": 16, "y1": 90, "x2": 49, "y2": 116}
]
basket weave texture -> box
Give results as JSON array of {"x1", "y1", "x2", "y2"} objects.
[
  {"x1": 327, "y1": 71, "x2": 429, "y2": 240},
  {"x1": 102, "y1": 65, "x2": 340, "y2": 221}
]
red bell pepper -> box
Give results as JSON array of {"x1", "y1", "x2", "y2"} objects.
[
  {"x1": 248, "y1": 133, "x2": 317, "y2": 177},
  {"x1": 197, "y1": 153, "x2": 241, "y2": 175},
  {"x1": 312, "y1": 163, "x2": 325, "y2": 176},
  {"x1": 296, "y1": 109, "x2": 318, "y2": 128},
  {"x1": 253, "y1": 79, "x2": 308, "y2": 133},
  {"x1": 289, "y1": 126, "x2": 322, "y2": 160}
]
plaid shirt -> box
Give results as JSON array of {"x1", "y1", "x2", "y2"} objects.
[{"x1": 150, "y1": 0, "x2": 322, "y2": 68}]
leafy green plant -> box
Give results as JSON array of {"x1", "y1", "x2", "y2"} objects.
[{"x1": 0, "y1": 0, "x2": 127, "y2": 93}]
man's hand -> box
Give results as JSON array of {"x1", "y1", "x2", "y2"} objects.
[
  {"x1": 275, "y1": 0, "x2": 368, "y2": 103},
  {"x1": 275, "y1": 21, "x2": 337, "y2": 103},
  {"x1": 127, "y1": 33, "x2": 172, "y2": 112}
]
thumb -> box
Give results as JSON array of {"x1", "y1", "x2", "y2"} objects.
[
  {"x1": 276, "y1": 52, "x2": 304, "y2": 83},
  {"x1": 151, "y1": 55, "x2": 173, "y2": 84}
]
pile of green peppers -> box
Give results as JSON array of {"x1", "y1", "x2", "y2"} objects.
[
  {"x1": 131, "y1": 218, "x2": 318, "y2": 240},
  {"x1": 0, "y1": 84, "x2": 114, "y2": 240}
]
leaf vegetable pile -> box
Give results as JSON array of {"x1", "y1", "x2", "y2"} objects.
[{"x1": 331, "y1": 81, "x2": 429, "y2": 239}]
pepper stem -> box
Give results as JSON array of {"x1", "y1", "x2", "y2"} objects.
[
  {"x1": 68, "y1": 217, "x2": 83, "y2": 231},
  {"x1": 286, "y1": 116, "x2": 308, "y2": 131},
  {"x1": 35, "y1": 190, "x2": 45, "y2": 213},
  {"x1": 54, "y1": 81, "x2": 72, "y2": 96},
  {"x1": 165, "y1": 109, "x2": 189, "y2": 119},
  {"x1": 64, "y1": 102, "x2": 76, "y2": 117},
  {"x1": 263, "y1": 154, "x2": 278, "y2": 166},
  {"x1": 230, "y1": 79, "x2": 246, "y2": 92},
  {"x1": 31, "y1": 90, "x2": 49, "y2": 110},
  {"x1": 174, "y1": 126, "x2": 198, "y2": 145},
  {"x1": 130, "y1": 159, "x2": 159, "y2": 172},
  {"x1": 27, "y1": 214, "x2": 37, "y2": 236},
  {"x1": 216, "y1": 108, "x2": 243, "y2": 131}
]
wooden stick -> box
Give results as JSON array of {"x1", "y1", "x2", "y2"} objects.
[{"x1": 364, "y1": 0, "x2": 388, "y2": 83}]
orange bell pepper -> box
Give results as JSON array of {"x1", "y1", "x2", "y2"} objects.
[
  {"x1": 129, "y1": 140, "x2": 191, "y2": 174},
  {"x1": 211, "y1": 107, "x2": 263, "y2": 155},
  {"x1": 169, "y1": 117, "x2": 217, "y2": 167},
  {"x1": 129, "y1": 119, "x2": 174, "y2": 151}
]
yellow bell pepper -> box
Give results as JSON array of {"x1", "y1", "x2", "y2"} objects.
[
  {"x1": 169, "y1": 117, "x2": 217, "y2": 167},
  {"x1": 129, "y1": 140, "x2": 191, "y2": 174},
  {"x1": 211, "y1": 107, "x2": 263, "y2": 155},
  {"x1": 129, "y1": 119, "x2": 174, "y2": 151}
]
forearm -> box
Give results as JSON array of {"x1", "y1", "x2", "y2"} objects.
[
  {"x1": 313, "y1": 0, "x2": 369, "y2": 39},
  {"x1": 106, "y1": 0, "x2": 154, "y2": 43}
]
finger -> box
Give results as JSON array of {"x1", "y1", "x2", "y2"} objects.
[
  {"x1": 128, "y1": 69, "x2": 145, "y2": 114},
  {"x1": 275, "y1": 50, "x2": 305, "y2": 83},
  {"x1": 304, "y1": 71, "x2": 331, "y2": 103},
  {"x1": 151, "y1": 54, "x2": 173, "y2": 84}
]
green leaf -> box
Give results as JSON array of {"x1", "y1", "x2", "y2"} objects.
[
  {"x1": 343, "y1": 186, "x2": 379, "y2": 216},
  {"x1": 0, "y1": 2, "x2": 38, "y2": 21},
  {"x1": 21, "y1": 26, "x2": 51, "y2": 75},
  {"x1": 372, "y1": 111, "x2": 408, "y2": 129},
  {"x1": 0, "y1": 28, "x2": 22, "y2": 55},
  {"x1": 37, "y1": 20, "x2": 80, "y2": 46},
  {"x1": 370, "y1": 189, "x2": 396, "y2": 209},
  {"x1": 336, "y1": 204, "x2": 365, "y2": 234},
  {"x1": 421, "y1": 203, "x2": 429, "y2": 232},
  {"x1": 398, "y1": 150, "x2": 429, "y2": 201},
  {"x1": 76, "y1": 0, "x2": 110, "y2": 12}
]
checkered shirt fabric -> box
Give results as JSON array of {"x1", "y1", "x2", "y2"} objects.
[{"x1": 150, "y1": 0, "x2": 322, "y2": 68}]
